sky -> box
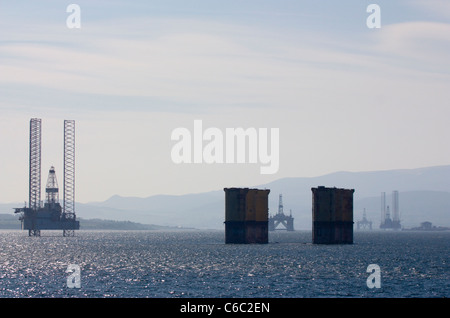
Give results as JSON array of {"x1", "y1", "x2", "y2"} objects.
[{"x1": 1, "y1": 0, "x2": 450, "y2": 203}]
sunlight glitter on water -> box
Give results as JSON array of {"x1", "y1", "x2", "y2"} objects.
[{"x1": 0, "y1": 230, "x2": 448, "y2": 298}]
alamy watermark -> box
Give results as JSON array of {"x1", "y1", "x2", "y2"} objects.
[
  {"x1": 366, "y1": 4, "x2": 381, "y2": 29},
  {"x1": 66, "y1": 4, "x2": 380, "y2": 29},
  {"x1": 171, "y1": 120, "x2": 280, "y2": 174},
  {"x1": 66, "y1": 264, "x2": 81, "y2": 288},
  {"x1": 66, "y1": 4, "x2": 81, "y2": 29},
  {"x1": 366, "y1": 264, "x2": 381, "y2": 289}
]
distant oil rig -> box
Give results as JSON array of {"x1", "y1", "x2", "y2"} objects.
[
  {"x1": 379, "y1": 191, "x2": 401, "y2": 230},
  {"x1": 14, "y1": 118, "x2": 79, "y2": 236},
  {"x1": 356, "y1": 208, "x2": 372, "y2": 230},
  {"x1": 269, "y1": 194, "x2": 294, "y2": 231}
]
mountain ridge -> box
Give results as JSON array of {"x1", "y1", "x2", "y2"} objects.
[{"x1": 2, "y1": 165, "x2": 449, "y2": 229}]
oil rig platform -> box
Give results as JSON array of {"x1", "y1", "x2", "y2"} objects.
[
  {"x1": 269, "y1": 194, "x2": 294, "y2": 231},
  {"x1": 14, "y1": 119, "x2": 79, "y2": 236},
  {"x1": 379, "y1": 191, "x2": 401, "y2": 230},
  {"x1": 356, "y1": 209, "x2": 372, "y2": 230}
]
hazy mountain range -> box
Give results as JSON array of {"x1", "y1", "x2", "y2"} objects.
[{"x1": 1, "y1": 165, "x2": 450, "y2": 230}]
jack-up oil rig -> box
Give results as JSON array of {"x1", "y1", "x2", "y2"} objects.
[
  {"x1": 14, "y1": 118, "x2": 79, "y2": 236},
  {"x1": 269, "y1": 194, "x2": 294, "y2": 231},
  {"x1": 379, "y1": 191, "x2": 401, "y2": 230}
]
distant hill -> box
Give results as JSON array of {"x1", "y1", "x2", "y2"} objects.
[
  {"x1": 0, "y1": 214, "x2": 181, "y2": 231},
  {"x1": 2, "y1": 165, "x2": 450, "y2": 230},
  {"x1": 0, "y1": 213, "x2": 22, "y2": 229},
  {"x1": 77, "y1": 218, "x2": 186, "y2": 230}
]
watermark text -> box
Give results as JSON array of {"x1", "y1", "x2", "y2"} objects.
[
  {"x1": 366, "y1": 264, "x2": 381, "y2": 288},
  {"x1": 366, "y1": 4, "x2": 381, "y2": 29},
  {"x1": 66, "y1": 4, "x2": 81, "y2": 29},
  {"x1": 171, "y1": 120, "x2": 279, "y2": 174},
  {"x1": 66, "y1": 264, "x2": 81, "y2": 288}
]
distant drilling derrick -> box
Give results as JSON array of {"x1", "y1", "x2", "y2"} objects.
[
  {"x1": 46, "y1": 166, "x2": 60, "y2": 206},
  {"x1": 379, "y1": 191, "x2": 401, "y2": 230},
  {"x1": 35, "y1": 166, "x2": 64, "y2": 228},
  {"x1": 269, "y1": 194, "x2": 294, "y2": 231},
  {"x1": 15, "y1": 119, "x2": 80, "y2": 236}
]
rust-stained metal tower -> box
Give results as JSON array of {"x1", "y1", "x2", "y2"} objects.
[
  {"x1": 224, "y1": 188, "x2": 270, "y2": 244},
  {"x1": 311, "y1": 186, "x2": 354, "y2": 244}
]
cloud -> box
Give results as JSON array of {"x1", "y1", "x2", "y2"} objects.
[
  {"x1": 2, "y1": 16, "x2": 449, "y2": 121},
  {"x1": 409, "y1": 0, "x2": 450, "y2": 19},
  {"x1": 1, "y1": 17, "x2": 352, "y2": 111},
  {"x1": 372, "y1": 22, "x2": 450, "y2": 74},
  {"x1": 2, "y1": 2, "x2": 450, "y2": 202}
]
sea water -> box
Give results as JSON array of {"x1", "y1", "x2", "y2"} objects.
[{"x1": 0, "y1": 230, "x2": 448, "y2": 298}]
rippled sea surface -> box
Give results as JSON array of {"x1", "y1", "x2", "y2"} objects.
[{"x1": 0, "y1": 230, "x2": 448, "y2": 298}]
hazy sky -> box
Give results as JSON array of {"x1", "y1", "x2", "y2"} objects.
[{"x1": 1, "y1": 0, "x2": 450, "y2": 203}]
